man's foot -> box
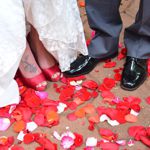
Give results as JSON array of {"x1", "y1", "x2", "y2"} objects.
[
  {"x1": 121, "y1": 56, "x2": 148, "y2": 91},
  {"x1": 63, "y1": 52, "x2": 118, "y2": 77},
  {"x1": 63, "y1": 55, "x2": 100, "y2": 77}
]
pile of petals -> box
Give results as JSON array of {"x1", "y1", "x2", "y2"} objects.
[
  {"x1": 12, "y1": 88, "x2": 61, "y2": 129},
  {"x1": 84, "y1": 128, "x2": 135, "y2": 150},
  {"x1": 53, "y1": 130, "x2": 83, "y2": 149},
  {"x1": 23, "y1": 132, "x2": 57, "y2": 149},
  {"x1": 97, "y1": 96, "x2": 141, "y2": 126},
  {"x1": 0, "y1": 134, "x2": 57, "y2": 150},
  {"x1": 98, "y1": 128, "x2": 123, "y2": 150},
  {"x1": 0, "y1": 78, "x2": 69, "y2": 149},
  {"x1": 97, "y1": 128, "x2": 136, "y2": 150},
  {"x1": 0, "y1": 44, "x2": 147, "y2": 149},
  {"x1": 55, "y1": 78, "x2": 99, "y2": 111},
  {"x1": 59, "y1": 76, "x2": 142, "y2": 129},
  {"x1": 0, "y1": 136, "x2": 15, "y2": 150},
  {"x1": 128, "y1": 126, "x2": 150, "y2": 147}
]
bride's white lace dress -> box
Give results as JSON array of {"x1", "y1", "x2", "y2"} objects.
[{"x1": 0, "y1": 0, "x2": 88, "y2": 107}]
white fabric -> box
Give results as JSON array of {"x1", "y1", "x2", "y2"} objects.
[
  {"x1": 25, "y1": 0, "x2": 88, "y2": 71},
  {"x1": 0, "y1": 0, "x2": 87, "y2": 107},
  {"x1": 0, "y1": 0, "x2": 26, "y2": 107}
]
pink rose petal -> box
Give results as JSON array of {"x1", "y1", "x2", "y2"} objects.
[
  {"x1": 128, "y1": 139, "x2": 135, "y2": 147},
  {"x1": 112, "y1": 97, "x2": 122, "y2": 104},
  {"x1": 61, "y1": 136, "x2": 74, "y2": 149},
  {"x1": 35, "y1": 91, "x2": 48, "y2": 100},
  {"x1": 9, "y1": 105, "x2": 17, "y2": 114},
  {"x1": 84, "y1": 147, "x2": 95, "y2": 150},
  {"x1": 91, "y1": 31, "x2": 95, "y2": 38},
  {"x1": 0, "y1": 118, "x2": 11, "y2": 131},
  {"x1": 67, "y1": 113, "x2": 77, "y2": 121},
  {"x1": 61, "y1": 131, "x2": 75, "y2": 140}
]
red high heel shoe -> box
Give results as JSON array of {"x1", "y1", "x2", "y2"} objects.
[
  {"x1": 22, "y1": 73, "x2": 47, "y2": 91},
  {"x1": 42, "y1": 64, "x2": 61, "y2": 82}
]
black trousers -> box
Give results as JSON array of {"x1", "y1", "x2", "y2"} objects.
[{"x1": 85, "y1": 0, "x2": 150, "y2": 59}]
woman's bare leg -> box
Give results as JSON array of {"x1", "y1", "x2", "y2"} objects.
[
  {"x1": 28, "y1": 26, "x2": 61, "y2": 80},
  {"x1": 19, "y1": 42, "x2": 47, "y2": 88}
]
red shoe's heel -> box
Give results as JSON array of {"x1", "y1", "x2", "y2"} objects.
[
  {"x1": 22, "y1": 73, "x2": 47, "y2": 91},
  {"x1": 42, "y1": 65, "x2": 61, "y2": 82}
]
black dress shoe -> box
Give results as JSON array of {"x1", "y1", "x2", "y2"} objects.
[
  {"x1": 63, "y1": 52, "x2": 118, "y2": 77},
  {"x1": 121, "y1": 56, "x2": 148, "y2": 91}
]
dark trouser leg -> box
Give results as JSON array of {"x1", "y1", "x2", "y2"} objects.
[
  {"x1": 85, "y1": 0, "x2": 122, "y2": 58},
  {"x1": 125, "y1": 0, "x2": 150, "y2": 59}
]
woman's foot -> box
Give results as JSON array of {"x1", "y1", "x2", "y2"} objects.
[
  {"x1": 19, "y1": 42, "x2": 47, "y2": 91},
  {"x1": 28, "y1": 26, "x2": 61, "y2": 82}
]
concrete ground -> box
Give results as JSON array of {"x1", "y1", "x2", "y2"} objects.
[{"x1": 1, "y1": 0, "x2": 150, "y2": 149}]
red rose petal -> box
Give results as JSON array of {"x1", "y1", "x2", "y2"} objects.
[
  {"x1": 74, "y1": 88, "x2": 91, "y2": 101},
  {"x1": 11, "y1": 145, "x2": 24, "y2": 150},
  {"x1": 147, "y1": 127, "x2": 150, "y2": 136},
  {"x1": 130, "y1": 104, "x2": 141, "y2": 112},
  {"x1": 22, "y1": 89, "x2": 41, "y2": 108},
  {"x1": 103, "y1": 78, "x2": 116, "y2": 89},
  {"x1": 140, "y1": 136, "x2": 150, "y2": 147},
  {"x1": 101, "y1": 91, "x2": 115, "y2": 99},
  {"x1": 82, "y1": 80, "x2": 98, "y2": 90},
  {"x1": 20, "y1": 107, "x2": 32, "y2": 122},
  {"x1": 79, "y1": 1, "x2": 85, "y2": 7},
  {"x1": 117, "y1": 48, "x2": 127, "y2": 60},
  {"x1": 146, "y1": 96, "x2": 150, "y2": 105},
  {"x1": 35, "y1": 137, "x2": 57, "y2": 150},
  {"x1": 114, "y1": 73, "x2": 122, "y2": 81},
  {"x1": 103, "y1": 61, "x2": 116, "y2": 68},
  {"x1": 86, "y1": 39, "x2": 91, "y2": 46},
  {"x1": 68, "y1": 102, "x2": 78, "y2": 110},
  {"x1": 98, "y1": 84, "x2": 109, "y2": 91},
  {"x1": 74, "y1": 133, "x2": 83, "y2": 147},
  {"x1": 99, "y1": 128, "x2": 117, "y2": 141},
  {"x1": 67, "y1": 113, "x2": 77, "y2": 121},
  {"x1": 88, "y1": 121, "x2": 95, "y2": 131},
  {"x1": 34, "y1": 114, "x2": 45, "y2": 126},
  {"x1": 100, "y1": 142, "x2": 119, "y2": 150},
  {"x1": 91, "y1": 91, "x2": 98, "y2": 98},
  {"x1": 35, "y1": 147, "x2": 45, "y2": 150},
  {"x1": 124, "y1": 96, "x2": 141, "y2": 105},
  {"x1": 59, "y1": 86, "x2": 75, "y2": 101},
  {"x1": 128, "y1": 126, "x2": 147, "y2": 140},
  {"x1": 23, "y1": 133, "x2": 35, "y2": 144}
]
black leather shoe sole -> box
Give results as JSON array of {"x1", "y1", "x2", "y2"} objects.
[
  {"x1": 64, "y1": 52, "x2": 118, "y2": 77},
  {"x1": 120, "y1": 75, "x2": 147, "y2": 91}
]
